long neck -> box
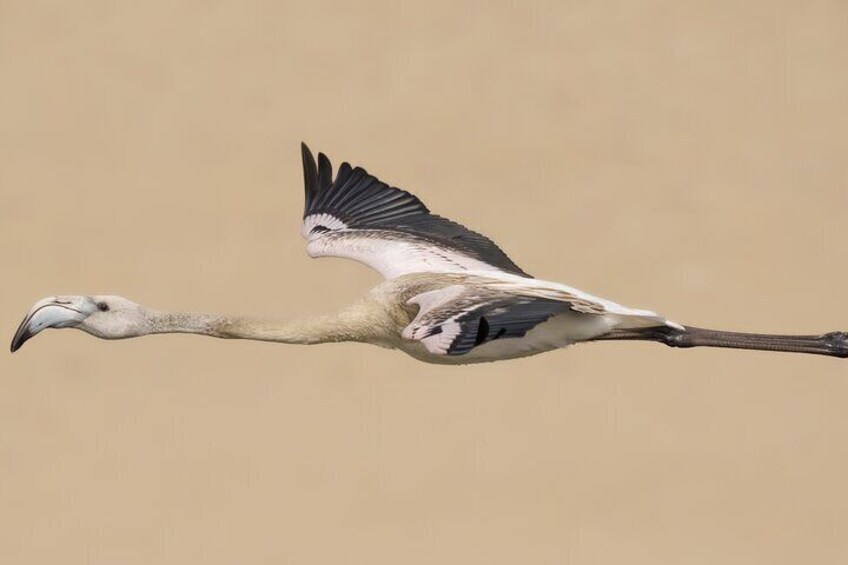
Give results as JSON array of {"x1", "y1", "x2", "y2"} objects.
[{"x1": 144, "y1": 301, "x2": 391, "y2": 345}]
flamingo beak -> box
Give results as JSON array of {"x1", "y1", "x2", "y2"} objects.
[{"x1": 10, "y1": 297, "x2": 91, "y2": 352}]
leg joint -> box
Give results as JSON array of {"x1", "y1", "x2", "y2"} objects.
[{"x1": 652, "y1": 326, "x2": 689, "y2": 348}]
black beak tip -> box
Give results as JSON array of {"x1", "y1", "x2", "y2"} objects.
[{"x1": 10, "y1": 326, "x2": 31, "y2": 353}]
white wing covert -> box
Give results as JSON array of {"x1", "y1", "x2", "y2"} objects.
[{"x1": 300, "y1": 144, "x2": 529, "y2": 280}]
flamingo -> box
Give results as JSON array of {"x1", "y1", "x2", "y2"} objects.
[{"x1": 11, "y1": 144, "x2": 847, "y2": 362}]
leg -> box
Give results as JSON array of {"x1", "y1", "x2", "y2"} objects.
[{"x1": 592, "y1": 325, "x2": 848, "y2": 359}]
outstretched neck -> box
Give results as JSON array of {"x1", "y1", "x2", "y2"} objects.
[{"x1": 146, "y1": 301, "x2": 391, "y2": 345}]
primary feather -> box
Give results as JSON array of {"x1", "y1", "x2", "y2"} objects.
[{"x1": 300, "y1": 143, "x2": 529, "y2": 279}]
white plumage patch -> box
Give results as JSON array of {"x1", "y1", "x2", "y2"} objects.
[
  {"x1": 419, "y1": 321, "x2": 463, "y2": 355},
  {"x1": 301, "y1": 213, "x2": 348, "y2": 239},
  {"x1": 403, "y1": 286, "x2": 466, "y2": 354},
  {"x1": 472, "y1": 271, "x2": 675, "y2": 322},
  {"x1": 305, "y1": 230, "x2": 507, "y2": 280}
]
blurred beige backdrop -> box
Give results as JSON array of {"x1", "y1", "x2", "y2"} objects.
[{"x1": 1, "y1": 1, "x2": 847, "y2": 563}]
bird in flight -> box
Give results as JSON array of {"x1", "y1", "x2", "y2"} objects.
[{"x1": 11, "y1": 144, "x2": 847, "y2": 362}]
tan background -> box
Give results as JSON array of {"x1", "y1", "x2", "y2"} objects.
[{"x1": 2, "y1": 1, "x2": 847, "y2": 563}]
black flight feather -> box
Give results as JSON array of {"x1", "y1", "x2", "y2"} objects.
[
  {"x1": 301, "y1": 143, "x2": 319, "y2": 205},
  {"x1": 300, "y1": 143, "x2": 529, "y2": 277},
  {"x1": 444, "y1": 297, "x2": 570, "y2": 355}
]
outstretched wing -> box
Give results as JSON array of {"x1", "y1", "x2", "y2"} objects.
[
  {"x1": 402, "y1": 284, "x2": 607, "y2": 356},
  {"x1": 300, "y1": 143, "x2": 529, "y2": 279}
]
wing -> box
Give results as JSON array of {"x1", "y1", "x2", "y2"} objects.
[
  {"x1": 300, "y1": 143, "x2": 529, "y2": 279},
  {"x1": 401, "y1": 284, "x2": 607, "y2": 356}
]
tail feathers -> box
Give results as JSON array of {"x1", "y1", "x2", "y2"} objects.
[{"x1": 610, "y1": 312, "x2": 684, "y2": 332}]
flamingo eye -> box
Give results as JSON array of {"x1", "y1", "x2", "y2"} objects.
[{"x1": 97, "y1": 302, "x2": 110, "y2": 312}]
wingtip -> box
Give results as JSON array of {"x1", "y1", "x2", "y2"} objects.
[
  {"x1": 301, "y1": 142, "x2": 318, "y2": 209},
  {"x1": 301, "y1": 142, "x2": 316, "y2": 167}
]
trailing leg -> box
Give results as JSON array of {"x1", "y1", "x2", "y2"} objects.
[{"x1": 592, "y1": 325, "x2": 848, "y2": 358}]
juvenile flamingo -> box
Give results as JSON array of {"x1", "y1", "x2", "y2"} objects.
[{"x1": 11, "y1": 144, "x2": 847, "y2": 362}]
